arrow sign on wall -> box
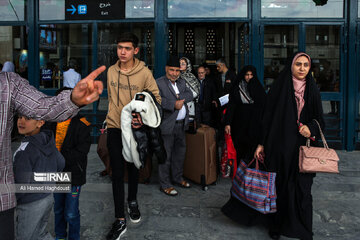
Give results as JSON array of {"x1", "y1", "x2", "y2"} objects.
[
  {"x1": 66, "y1": 4, "x2": 76, "y2": 15},
  {"x1": 65, "y1": 0, "x2": 124, "y2": 20}
]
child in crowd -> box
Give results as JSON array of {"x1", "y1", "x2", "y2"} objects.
[
  {"x1": 14, "y1": 114, "x2": 65, "y2": 240},
  {"x1": 48, "y1": 87, "x2": 91, "y2": 240}
]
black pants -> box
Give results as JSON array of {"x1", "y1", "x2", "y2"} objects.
[
  {"x1": 107, "y1": 128, "x2": 139, "y2": 219},
  {"x1": 0, "y1": 208, "x2": 14, "y2": 240},
  {"x1": 269, "y1": 173, "x2": 314, "y2": 240}
]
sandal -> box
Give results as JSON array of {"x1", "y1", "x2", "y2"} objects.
[
  {"x1": 160, "y1": 187, "x2": 178, "y2": 196},
  {"x1": 177, "y1": 180, "x2": 191, "y2": 188}
]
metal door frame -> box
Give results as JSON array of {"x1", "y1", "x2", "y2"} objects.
[
  {"x1": 355, "y1": 23, "x2": 360, "y2": 148},
  {"x1": 237, "y1": 22, "x2": 250, "y2": 70}
]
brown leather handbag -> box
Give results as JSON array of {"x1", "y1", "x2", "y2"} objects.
[
  {"x1": 97, "y1": 121, "x2": 112, "y2": 177},
  {"x1": 299, "y1": 119, "x2": 339, "y2": 173}
]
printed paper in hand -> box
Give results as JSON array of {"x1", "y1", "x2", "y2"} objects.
[{"x1": 219, "y1": 94, "x2": 229, "y2": 106}]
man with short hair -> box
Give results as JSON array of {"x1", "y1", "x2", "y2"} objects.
[
  {"x1": 215, "y1": 58, "x2": 237, "y2": 96},
  {"x1": 197, "y1": 66, "x2": 217, "y2": 127},
  {"x1": 105, "y1": 32, "x2": 161, "y2": 240},
  {"x1": 156, "y1": 56, "x2": 193, "y2": 196},
  {"x1": 202, "y1": 62, "x2": 215, "y2": 82},
  {"x1": 0, "y1": 66, "x2": 104, "y2": 240},
  {"x1": 63, "y1": 58, "x2": 81, "y2": 88},
  {"x1": 214, "y1": 58, "x2": 237, "y2": 164},
  {"x1": 214, "y1": 58, "x2": 237, "y2": 125}
]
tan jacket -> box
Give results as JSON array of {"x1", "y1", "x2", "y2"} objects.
[{"x1": 106, "y1": 58, "x2": 161, "y2": 129}]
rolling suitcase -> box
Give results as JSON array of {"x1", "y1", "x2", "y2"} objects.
[{"x1": 183, "y1": 125, "x2": 217, "y2": 190}]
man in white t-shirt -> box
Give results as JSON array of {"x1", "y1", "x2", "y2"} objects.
[{"x1": 63, "y1": 59, "x2": 81, "y2": 88}]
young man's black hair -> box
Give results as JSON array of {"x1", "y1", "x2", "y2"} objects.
[{"x1": 116, "y1": 32, "x2": 139, "y2": 48}]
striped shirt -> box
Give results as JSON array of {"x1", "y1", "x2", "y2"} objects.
[{"x1": 0, "y1": 72, "x2": 79, "y2": 212}]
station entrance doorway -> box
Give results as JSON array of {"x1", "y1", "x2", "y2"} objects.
[{"x1": 167, "y1": 22, "x2": 249, "y2": 75}]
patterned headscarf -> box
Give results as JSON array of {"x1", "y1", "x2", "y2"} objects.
[
  {"x1": 180, "y1": 57, "x2": 192, "y2": 73},
  {"x1": 180, "y1": 57, "x2": 200, "y2": 97}
]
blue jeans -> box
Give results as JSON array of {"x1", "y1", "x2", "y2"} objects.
[{"x1": 54, "y1": 186, "x2": 81, "y2": 240}]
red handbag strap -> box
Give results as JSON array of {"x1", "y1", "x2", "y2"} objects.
[
  {"x1": 247, "y1": 158, "x2": 256, "y2": 168},
  {"x1": 248, "y1": 156, "x2": 267, "y2": 170}
]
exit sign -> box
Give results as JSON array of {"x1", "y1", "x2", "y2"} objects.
[{"x1": 65, "y1": 0, "x2": 125, "y2": 20}]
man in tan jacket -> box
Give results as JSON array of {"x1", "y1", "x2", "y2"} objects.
[{"x1": 105, "y1": 32, "x2": 161, "y2": 240}]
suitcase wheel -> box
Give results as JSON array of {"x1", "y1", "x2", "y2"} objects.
[{"x1": 201, "y1": 175, "x2": 207, "y2": 191}]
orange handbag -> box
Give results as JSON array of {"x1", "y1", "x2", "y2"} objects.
[{"x1": 299, "y1": 119, "x2": 339, "y2": 173}]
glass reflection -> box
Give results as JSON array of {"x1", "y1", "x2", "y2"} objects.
[
  {"x1": 0, "y1": 26, "x2": 28, "y2": 79},
  {"x1": 321, "y1": 100, "x2": 342, "y2": 147},
  {"x1": 306, "y1": 25, "x2": 340, "y2": 92},
  {"x1": 261, "y1": 0, "x2": 343, "y2": 18},
  {"x1": 39, "y1": 24, "x2": 93, "y2": 89},
  {"x1": 126, "y1": 0, "x2": 154, "y2": 18},
  {"x1": 263, "y1": 25, "x2": 298, "y2": 91},
  {"x1": 168, "y1": 0, "x2": 247, "y2": 18},
  {"x1": 39, "y1": 0, "x2": 65, "y2": 20},
  {"x1": 0, "y1": 0, "x2": 25, "y2": 21}
]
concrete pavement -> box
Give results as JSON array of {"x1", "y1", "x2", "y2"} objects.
[
  {"x1": 61, "y1": 146, "x2": 360, "y2": 239},
  {"x1": 13, "y1": 143, "x2": 360, "y2": 239}
]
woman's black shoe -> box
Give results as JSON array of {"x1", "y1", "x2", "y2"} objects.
[{"x1": 268, "y1": 230, "x2": 280, "y2": 240}]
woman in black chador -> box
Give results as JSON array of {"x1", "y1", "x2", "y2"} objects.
[
  {"x1": 254, "y1": 52, "x2": 324, "y2": 240},
  {"x1": 221, "y1": 65, "x2": 267, "y2": 227},
  {"x1": 223, "y1": 65, "x2": 266, "y2": 160}
]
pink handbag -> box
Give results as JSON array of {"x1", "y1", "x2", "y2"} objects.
[{"x1": 299, "y1": 120, "x2": 339, "y2": 173}]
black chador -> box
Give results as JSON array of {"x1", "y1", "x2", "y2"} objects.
[
  {"x1": 223, "y1": 65, "x2": 266, "y2": 160},
  {"x1": 260, "y1": 52, "x2": 324, "y2": 240},
  {"x1": 222, "y1": 53, "x2": 325, "y2": 240}
]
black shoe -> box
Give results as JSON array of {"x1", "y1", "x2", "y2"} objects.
[
  {"x1": 127, "y1": 200, "x2": 141, "y2": 223},
  {"x1": 268, "y1": 230, "x2": 280, "y2": 240},
  {"x1": 106, "y1": 219, "x2": 127, "y2": 240}
]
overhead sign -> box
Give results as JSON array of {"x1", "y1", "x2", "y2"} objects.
[{"x1": 65, "y1": 0, "x2": 125, "y2": 20}]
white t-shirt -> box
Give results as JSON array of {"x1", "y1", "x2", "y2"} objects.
[
  {"x1": 63, "y1": 68, "x2": 81, "y2": 88},
  {"x1": 170, "y1": 81, "x2": 186, "y2": 120}
]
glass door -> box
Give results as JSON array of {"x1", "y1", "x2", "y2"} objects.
[
  {"x1": 262, "y1": 25, "x2": 299, "y2": 91},
  {"x1": 168, "y1": 22, "x2": 248, "y2": 76},
  {"x1": 260, "y1": 24, "x2": 344, "y2": 148},
  {"x1": 39, "y1": 24, "x2": 94, "y2": 90},
  {"x1": 238, "y1": 23, "x2": 250, "y2": 70},
  {"x1": 0, "y1": 26, "x2": 28, "y2": 78},
  {"x1": 306, "y1": 25, "x2": 343, "y2": 148}
]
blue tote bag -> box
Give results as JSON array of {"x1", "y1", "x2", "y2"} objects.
[{"x1": 230, "y1": 158, "x2": 277, "y2": 214}]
